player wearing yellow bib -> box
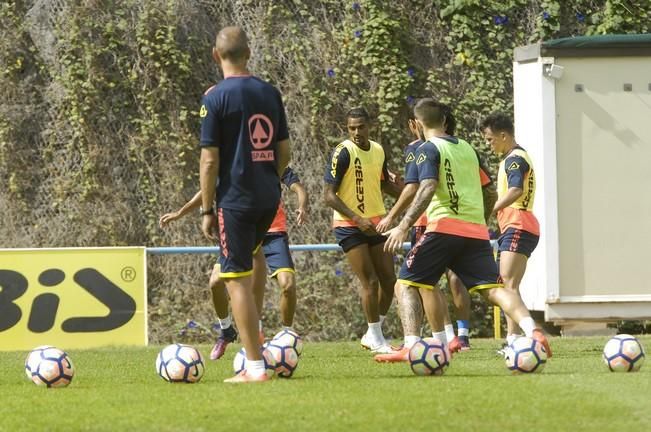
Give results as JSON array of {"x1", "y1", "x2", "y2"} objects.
[
  {"x1": 481, "y1": 113, "x2": 541, "y2": 348},
  {"x1": 383, "y1": 98, "x2": 552, "y2": 357},
  {"x1": 324, "y1": 107, "x2": 401, "y2": 354}
]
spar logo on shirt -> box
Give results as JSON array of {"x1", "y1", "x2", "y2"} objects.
[{"x1": 248, "y1": 114, "x2": 275, "y2": 162}]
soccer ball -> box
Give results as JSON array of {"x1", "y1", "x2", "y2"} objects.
[
  {"x1": 232, "y1": 347, "x2": 276, "y2": 378},
  {"x1": 272, "y1": 329, "x2": 303, "y2": 356},
  {"x1": 603, "y1": 334, "x2": 645, "y2": 372},
  {"x1": 408, "y1": 337, "x2": 449, "y2": 376},
  {"x1": 25, "y1": 346, "x2": 74, "y2": 388},
  {"x1": 156, "y1": 343, "x2": 204, "y2": 383},
  {"x1": 264, "y1": 342, "x2": 299, "y2": 378},
  {"x1": 504, "y1": 337, "x2": 547, "y2": 374}
]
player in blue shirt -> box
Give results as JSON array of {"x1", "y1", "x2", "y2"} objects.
[{"x1": 199, "y1": 26, "x2": 290, "y2": 383}]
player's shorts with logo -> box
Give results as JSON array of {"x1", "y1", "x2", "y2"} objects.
[
  {"x1": 334, "y1": 226, "x2": 386, "y2": 253},
  {"x1": 497, "y1": 227, "x2": 539, "y2": 258},
  {"x1": 262, "y1": 232, "x2": 295, "y2": 277},
  {"x1": 217, "y1": 207, "x2": 277, "y2": 277},
  {"x1": 410, "y1": 225, "x2": 427, "y2": 248},
  {"x1": 398, "y1": 232, "x2": 502, "y2": 292}
]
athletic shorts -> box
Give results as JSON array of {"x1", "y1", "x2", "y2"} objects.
[
  {"x1": 262, "y1": 232, "x2": 295, "y2": 278},
  {"x1": 497, "y1": 227, "x2": 539, "y2": 258},
  {"x1": 410, "y1": 225, "x2": 427, "y2": 248},
  {"x1": 398, "y1": 232, "x2": 502, "y2": 292},
  {"x1": 217, "y1": 207, "x2": 277, "y2": 277},
  {"x1": 334, "y1": 226, "x2": 386, "y2": 253}
]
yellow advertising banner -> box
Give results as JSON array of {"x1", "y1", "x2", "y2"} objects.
[{"x1": 0, "y1": 247, "x2": 147, "y2": 351}]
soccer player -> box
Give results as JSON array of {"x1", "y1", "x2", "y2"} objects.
[
  {"x1": 199, "y1": 26, "x2": 291, "y2": 383},
  {"x1": 382, "y1": 98, "x2": 552, "y2": 358},
  {"x1": 159, "y1": 167, "x2": 308, "y2": 360},
  {"x1": 481, "y1": 113, "x2": 540, "y2": 348},
  {"x1": 374, "y1": 104, "x2": 490, "y2": 362},
  {"x1": 323, "y1": 107, "x2": 401, "y2": 354}
]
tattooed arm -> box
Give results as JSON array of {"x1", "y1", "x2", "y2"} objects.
[{"x1": 383, "y1": 178, "x2": 438, "y2": 253}]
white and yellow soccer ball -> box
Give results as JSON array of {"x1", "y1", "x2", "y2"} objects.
[
  {"x1": 156, "y1": 343, "x2": 205, "y2": 383},
  {"x1": 504, "y1": 337, "x2": 547, "y2": 374},
  {"x1": 408, "y1": 337, "x2": 449, "y2": 376},
  {"x1": 272, "y1": 329, "x2": 303, "y2": 356},
  {"x1": 232, "y1": 347, "x2": 277, "y2": 378},
  {"x1": 264, "y1": 342, "x2": 299, "y2": 378},
  {"x1": 603, "y1": 334, "x2": 645, "y2": 372},
  {"x1": 25, "y1": 346, "x2": 74, "y2": 388}
]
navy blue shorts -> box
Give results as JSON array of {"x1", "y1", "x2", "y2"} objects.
[
  {"x1": 497, "y1": 228, "x2": 539, "y2": 258},
  {"x1": 410, "y1": 226, "x2": 427, "y2": 248},
  {"x1": 334, "y1": 226, "x2": 386, "y2": 253},
  {"x1": 217, "y1": 207, "x2": 277, "y2": 277},
  {"x1": 262, "y1": 232, "x2": 295, "y2": 277},
  {"x1": 398, "y1": 232, "x2": 502, "y2": 292}
]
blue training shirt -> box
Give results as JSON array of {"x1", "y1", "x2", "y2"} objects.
[
  {"x1": 199, "y1": 75, "x2": 289, "y2": 210},
  {"x1": 404, "y1": 139, "x2": 424, "y2": 184}
]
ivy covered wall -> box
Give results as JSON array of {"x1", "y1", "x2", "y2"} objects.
[{"x1": 1, "y1": 0, "x2": 648, "y2": 341}]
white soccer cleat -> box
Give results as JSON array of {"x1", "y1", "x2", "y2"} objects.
[
  {"x1": 370, "y1": 344, "x2": 394, "y2": 354},
  {"x1": 360, "y1": 332, "x2": 372, "y2": 350}
]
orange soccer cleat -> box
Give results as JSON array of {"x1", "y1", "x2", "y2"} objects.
[
  {"x1": 374, "y1": 346, "x2": 409, "y2": 363},
  {"x1": 532, "y1": 329, "x2": 553, "y2": 358},
  {"x1": 448, "y1": 336, "x2": 463, "y2": 355}
]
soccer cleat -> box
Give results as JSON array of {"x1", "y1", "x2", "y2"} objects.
[
  {"x1": 374, "y1": 346, "x2": 409, "y2": 363},
  {"x1": 458, "y1": 335, "x2": 471, "y2": 351},
  {"x1": 210, "y1": 326, "x2": 238, "y2": 360},
  {"x1": 360, "y1": 332, "x2": 372, "y2": 350},
  {"x1": 496, "y1": 342, "x2": 509, "y2": 357},
  {"x1": 532, "y1": 329, "x2": 553, "y2": 358},
  {"x1": 448, "y1": 336, "x2": 463, "y2": 354},
  {"x1": 223, "y1": 370, "x2": 270, "y2": 384},
  {"x1": 370, "y1": 342, "x2": 394, "y2": 354}
]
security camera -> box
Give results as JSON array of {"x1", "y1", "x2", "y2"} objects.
[{"x1": 543, "y1": 63, "x2": 564, "y2": 80}]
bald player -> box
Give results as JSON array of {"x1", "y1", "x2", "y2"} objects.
[{"x1": 199, "y1": 26, "x2": 291, "y2": 383}]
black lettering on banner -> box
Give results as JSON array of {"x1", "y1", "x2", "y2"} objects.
[
  {"x1": 28, "y1": 294, "x2": 60, "y2": 333},
  {"x1": 354, "y1": 157, "x2": 365, "y2": 213},
  {"x1": 0, "y1": 270, "x2": 28, "y2": 331},
  {"x1": 62, "y1": 268, "x2": 136, "y2": 332}
]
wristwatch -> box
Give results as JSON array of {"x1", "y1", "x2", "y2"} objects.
[{"x1": 199, "y1": 207, "x2": 215, "y2": 216}]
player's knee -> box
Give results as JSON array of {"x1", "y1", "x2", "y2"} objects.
[{"x1": 279, "y1": 280, "x2": 296, "y2": 296}]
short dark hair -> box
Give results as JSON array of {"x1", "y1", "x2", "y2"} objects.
[
  {"x1": 441, "y1": 103, "x2": 456, "y2": 135},
  {"x1": 481, "y1": 112, "x2": 514, "y2": 135},
  {"x1": 346, "y1": 107, "x2": 370, "y2": 122},
  {"x1": 413, "y1": 98, "x2": 446, "y2": 129}
]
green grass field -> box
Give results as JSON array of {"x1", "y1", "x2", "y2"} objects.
[{"x1": 1, "y1": 337, "x2": 650, "y2": 431}]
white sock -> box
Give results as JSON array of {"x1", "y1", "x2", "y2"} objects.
[
  {"x1": 368, "y1": 322, "x2": 383, "y2": 341},
  {"x1": 258, "y1": 320, "x2": 263, "y2": 332},
  {"x1": 247, "y1": 359, "x2": 265, "y2": 377},
  {"x1": 458, "y1": 327, "x2": 469, "y2": 337},
  {"x1": 432, "y1": 330, "x2": 447, "y2": 345},
  {"x1": 444, "y1": 324, "x2": 456, "y2": 342},
  {"x1": 404, "y1": 335, "x2": 421, "y2": 349},
  {"x1": 379, "y1": 315, "x2": 386, "y2": 326},
  {"x1": 518, "y1": 317, "x2": 536, "y2": 337},
  {"x1": 283, "y1": 325, "x2": 293, "y2": 331},
  {"x1": 218, "y1": 315, "x2": 232, "y2": 330},
  {"x1": 506, "y1": 334, "x2": 520, "y2": 345}
]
